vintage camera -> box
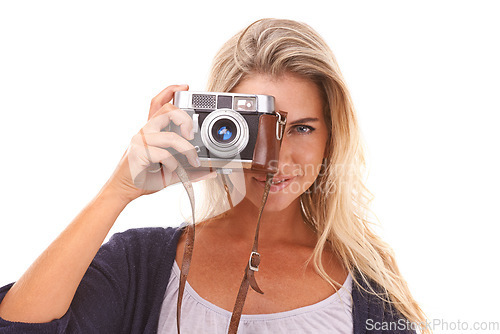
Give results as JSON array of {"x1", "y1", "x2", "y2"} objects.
[{"x1": 171, "y1": 91, "x2": 286, "y2": 174}]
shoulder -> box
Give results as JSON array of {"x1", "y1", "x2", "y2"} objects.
[
  {"x1": 104, "y1": 226, "x2": 183, "y2": 254},
  {"x1": 91, "y1": 226, "x2": 184, "y2": 280},
  {"x1": 109, "y1": 226, "x2": 183, "y2": 243},
  {"x1": 351, "y1": 271, "x2": 416, "y2": 334}
]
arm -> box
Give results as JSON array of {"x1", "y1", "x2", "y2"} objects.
[
  {"x1": 0, "y1": 84, "x2": 206, "y2": 324},
  {"x1": 0, "y1": 186, "x2": 128, "y2": 323}
]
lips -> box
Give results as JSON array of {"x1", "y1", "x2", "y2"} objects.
[{"x1": 253, "y1": 175, "x2": 296, "y2": 192}]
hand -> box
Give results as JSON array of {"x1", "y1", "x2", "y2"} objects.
[{"x1": 103, "y1": 84, "x2": 216, "y2": 203}]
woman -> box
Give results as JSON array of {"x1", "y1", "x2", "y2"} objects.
[{"x1": 0, "y1": 19, "x2": 426, "y2": 333}]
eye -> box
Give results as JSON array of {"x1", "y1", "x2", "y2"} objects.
[{"x1": 292, "y1": 125, "x2": 315, "y2": 135}]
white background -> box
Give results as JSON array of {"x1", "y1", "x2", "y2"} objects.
[{"x1": 1, "y1": 0, "x2": 499, "y2": 332}]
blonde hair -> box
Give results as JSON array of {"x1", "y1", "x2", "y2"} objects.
[{"x1": 199, "y1": 18, "x2": 427, "y2": 330}]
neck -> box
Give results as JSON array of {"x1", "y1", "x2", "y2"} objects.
[{"x1": 215, "y1": 197, "x2": 316, "y2": 247}]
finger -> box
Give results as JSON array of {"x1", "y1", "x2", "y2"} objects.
[
  {"x1": 147, "y1": 146, "x2": 179, "y2": 172},
  {"x1": 148, "y1": 84, "x2": 189, "y2": 120},
  {"x1": 144, "y1": 106, "x2": 194, "y2": 140},
  {"x1": 127, "y1": 144, "x2": 177, "y2": 191},
  {"x1": 133, "y1": 163, "x2": 173, "y2": 191},
  {"x1": 142, "y1": 132, "x2": 200, "y2": 167}
]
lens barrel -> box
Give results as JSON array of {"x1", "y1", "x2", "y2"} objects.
[{"x1": 201, "y1": 109, "x2": 249, "y2": 159}]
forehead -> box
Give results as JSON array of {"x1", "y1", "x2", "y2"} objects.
[{"x1": 231, "y1": 73, "x2": 324, "y2": 121}]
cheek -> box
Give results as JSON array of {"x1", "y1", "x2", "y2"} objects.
[
  {"x1": 290, "y1": 140, "x2": 326, "y2": 178},
  {"x1": 297, "y1": 153, "x2": 323, "y2": 184}
]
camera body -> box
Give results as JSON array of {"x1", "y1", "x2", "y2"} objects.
[{"x1": 172, "y1": 91, "x2": 286, "y2": 173}]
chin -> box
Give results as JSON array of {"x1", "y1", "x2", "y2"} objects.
[
  {"x1": 261, "y1": 194, "x2": 299, "y2": 212},
  {"x1": 244, "y1": 174, "x2": 304, "y2": 212}
]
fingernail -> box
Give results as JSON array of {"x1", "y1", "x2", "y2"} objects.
[{"x1": 193, "y1": 156, "x2": 201, "y2": 167}]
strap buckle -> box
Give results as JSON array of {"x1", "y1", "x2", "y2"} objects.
[{"x1": 249, "y1": 251, "x2": 261, "y2": 271}]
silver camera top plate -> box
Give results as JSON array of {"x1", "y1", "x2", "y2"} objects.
[{"x1": 174, "y1": 91, "x2": 275, "y2": 114}]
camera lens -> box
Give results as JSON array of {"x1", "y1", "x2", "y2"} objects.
[
  {"x1": 201, "y1": 109, "x2": 249, "y2": 159},
  {"x1": 212, "y1": 119, "x2": 237, "y2": 144}
]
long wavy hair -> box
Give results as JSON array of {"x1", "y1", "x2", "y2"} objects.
[{"x1": 196, "y1": 18, "x2": 427, "y2": 330}]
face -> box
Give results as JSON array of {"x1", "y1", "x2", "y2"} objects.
[{"x1": 231, "y1": 73, "x2": 329, "y2": 212}]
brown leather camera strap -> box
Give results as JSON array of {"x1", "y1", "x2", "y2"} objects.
[
  {"x1": 175, "y1": 165, "x2": 273, "y2": 334},
  {"x1": 175, "y1": 110, "x2": 285, "y2": 333},
  {"x1": 227, "y1": 172, "x2": 272, "y2": 333}
]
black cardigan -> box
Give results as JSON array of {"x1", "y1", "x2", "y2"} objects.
[{"x1": 0, "y1": 227, "x2": 415, "y2": 333}]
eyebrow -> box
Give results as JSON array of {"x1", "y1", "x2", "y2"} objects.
[{"x1": 287, "y1": 117, "x2": 320, "y2": 125}]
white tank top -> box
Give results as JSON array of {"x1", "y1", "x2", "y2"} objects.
[{"x1": 158, "y1": 261, "x2": 353, "y2": 333}]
